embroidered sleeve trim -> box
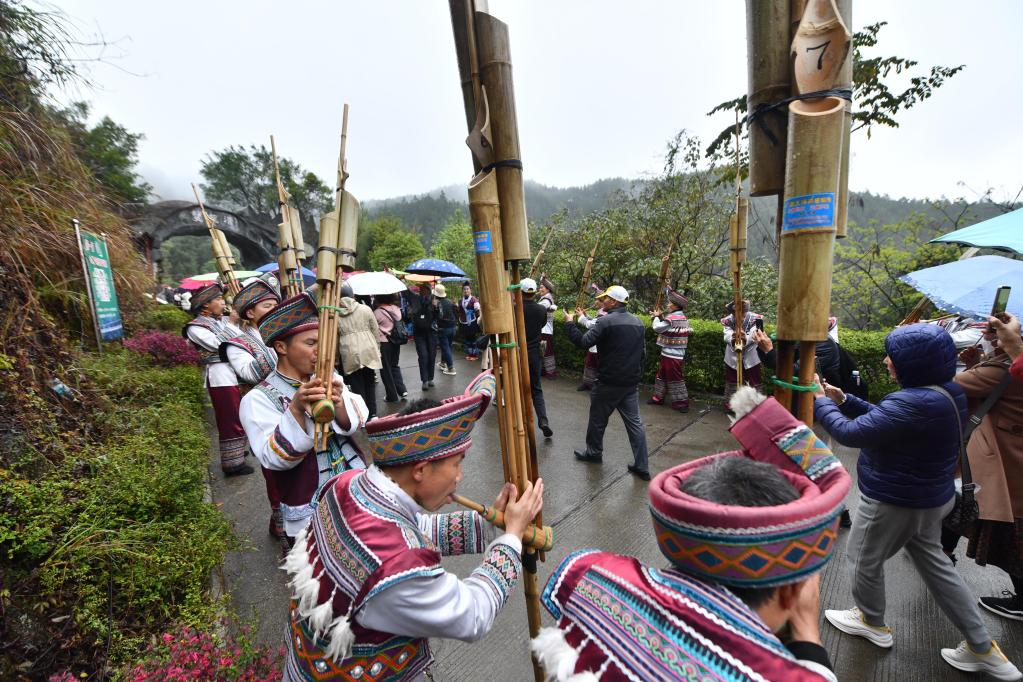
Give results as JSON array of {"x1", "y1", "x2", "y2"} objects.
[
  {"x1": 270, "y1": 426, "x2": 306, "y2": 462},
  {"x1": 467, "y1": 542, "x2": 521, "y2": 607},
  {"x1": 429, "y1": 511, "x2": 487, "y2": 557}
]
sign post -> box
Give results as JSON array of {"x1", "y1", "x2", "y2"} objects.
[{"x1": 74, "y1": 219, "x2": 124, "y2": 351}]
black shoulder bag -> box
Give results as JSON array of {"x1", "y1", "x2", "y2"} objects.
[{"x1": 929, "y1": 371, "x2": 1013, "y2": 536}]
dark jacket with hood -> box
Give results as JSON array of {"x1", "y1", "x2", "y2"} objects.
[{"x1": 814, "y1": 323, "x2": 967, "y2": 508}]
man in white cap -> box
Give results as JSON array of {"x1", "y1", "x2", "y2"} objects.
[
  {"x1": 520, "y1": 278, "x2": 553, "y2": 438},
  {"x1": 565, "y1": 285, "x2": 650, "y2": 480}
]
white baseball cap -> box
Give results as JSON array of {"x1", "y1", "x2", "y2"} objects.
[
  {"x1": 519, "y1": 277, "x2": 538, "y2": 294},
  {"x1": 597, "y1": 285, "x2": 629, "y2": 303}
]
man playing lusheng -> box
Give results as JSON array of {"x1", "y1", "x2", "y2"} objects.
[
  {"x1": 281, "y1": 371, "x2": 544, "y2": 681},
  {"x1": 182, "y1": 282, "x2": 254, "y2": 476},
  {"x1": 532, "y1": 387, "x2": 846, "y2": 681},
  {"x1": 220, "y1": 274, "x2": 283, "y2": 536},
  {"x1": 648, "y1": 286, "x2": 691, "y2": 412},
  {"x1": 239, "y1": 293, "x2": 368, "y2": 542}
]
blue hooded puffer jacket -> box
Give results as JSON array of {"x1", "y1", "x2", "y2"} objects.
[{"x1": 814, "y1": 323, "x2": 967, "y2": 508}]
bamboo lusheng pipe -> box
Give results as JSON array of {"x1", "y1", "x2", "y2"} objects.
[
  {"x1": 746, "y1": 0, "x2": 792, "y2": 196},
  {"x1": 834, "y1": 0, "x2": 852, "y2": 238},
  {"x1": 270, "y1": 135, "x2": 305, "y2": 298},
  {"x1": 191, "y1": 183, "x2": 240, "y2": 299},
  {"x1": 528, "y1": 225, "x2": 555, "y2": 279},
  {"x1": 452, "y1": 495, "x2": 553, "y2": 552},
  {"x1": 312, "y1": 105, "x2": 352, "y2": 437},
  {"x1": 796, "y1": 340, "x2": 818, "y2": 423},
  {"x1": 575, "y1": 235, "x2": 601, "y2": 312},
  {"x1": 652, "y1": 239, "x2": 676, "y2": 315},
  {"x1": 775, "y1": 97, "x2": 843, "y2": 342},
  {"x1": 449, "y1": 0, "x2": 492, "y2": 172},
  {"x1": 730, "y1": 197, "x2": 749, "y2": 387},
  {"x1": 511, "y1": 260, "x2": 543, "y2": 550},
  {"x1": 468, "y1": 171, "x2": 514, "y2": 334},
  {"x1": 475, "y1": 10, "x2": 530, "y2": 262}
]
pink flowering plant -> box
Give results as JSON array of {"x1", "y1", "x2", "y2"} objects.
[
  {"x1": 124, "y1": 625, "x2": 282, "y2": 681},
  {"x1": 124, "y1": 329, "x2": 201, "y2": 366}
]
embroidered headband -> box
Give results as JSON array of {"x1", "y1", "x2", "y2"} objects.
[
  {"x1": 189, "y1": 282, "x2": 224, "y2": 314},
  {"x1": 234, "y1": 275, "x2": 282, "y2": 318},
  {"x1": 259, "y1": 292, "x2": 319, "y2": 346},
  {"x1": 665, "y1": 287, "x2": 689, "y2": 309},
  {"x1": 365, "y1": 371, "x2": 496, "y2": 467},
  {"x1": 648, "y1": 387, "x2": 850, "y2": 587}
]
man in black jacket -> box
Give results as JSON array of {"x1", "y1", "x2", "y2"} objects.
[
  {"x1": 406, "y1": 283, "x2": 437, "y2": 390},
  {"x1": 565, "y1": 285, "x2": 650, "y2": 480},
  {"x1": 520, "y1": 278, "x2": 553, "y2": 438}
]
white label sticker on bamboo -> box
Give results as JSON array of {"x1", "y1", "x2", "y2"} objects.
[
  {"x1": 473, "y1": 230, "x2": 494, "y2": 254},
  {"x1": 783, "y1": 193, "x2": 837, "y2": 234}
]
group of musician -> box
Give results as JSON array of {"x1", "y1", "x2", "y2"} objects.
[{"x1": 179, "y1": 272, "x2": 1017, "y2": 682}]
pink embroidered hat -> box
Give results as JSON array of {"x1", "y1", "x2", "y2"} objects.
[
  {"x1": 648, "y1": 387, "x2": 851, "y2": 588},
  {"x1": 365, "y1": 371, "x2": 496, "y2": 467}
]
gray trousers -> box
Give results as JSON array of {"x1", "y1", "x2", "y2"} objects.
[
  {"x1": 583, "y1": 383, "x2": 649, "y2": 471},
  {"x1": 846, "y1": 493, "x2": 990, "y2": 648}
]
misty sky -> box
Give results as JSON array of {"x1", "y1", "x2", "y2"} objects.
[{"x1": 54, "y1": 0, "x2": 1023, "y2": 206}]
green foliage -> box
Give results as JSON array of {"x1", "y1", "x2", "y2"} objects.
[
  {"x1": 832, "y1": 213, "x2": 959, "y2": 330},
  {"x1": 53, "y1": 101, "x2": 152, "y2": 205},
  {"x1": 365, "y1": 217, "x2": 426, "y2": 272},
  {"x1": 160, "y1": 234, "x2": 243, "y2": 283},
  {"x1": 133, "y1": 304, "x2": 191, "y2": 333},
  {"x1": 365, "y1": 191, "x2": 467, "y2": 248},
  {"x1": 200, "y1": 144, "x2": 332, "y2": 218},
  {"x1": 531, "y1": 132, "x2": 735, "y2": 313},
  {"x1": 430, "y1": 209, "x2": 476, "y2": 283},
  {"x1": 705, "y1": 21, "x2": 965, "y2": 163},
  {"x1": 0, "y1": 351, "x2": 231, "y2": 676},
  {"x1": 0, "y1": 0, "x2": 82, "y2": 106},
  {"x1": 545, "y1": 311, "x2": 896, "y2": 403}
]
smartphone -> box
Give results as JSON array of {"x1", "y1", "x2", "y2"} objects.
[
  {"x1": 754, "y1": 318, "x2": 764, "y2": 331},
  {"x1": 992, "y1": 286, "x2": 1011, "y2": 317}
]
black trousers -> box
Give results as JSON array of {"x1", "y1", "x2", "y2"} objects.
[
  {"x1": 414, "y1": 330, "x2": 437, "y2": 382},
  {"x1": 527, "y1": 347, "x2": 549, "y2": 428},
  {"x1": 343, "y1": 366, "x2": 377, "y2": 419},
  {"x1": 379, "y1": 341, "x2": 407, "y2": 401},
  {"x1": 583, "y1": 383, "x2": 649, "y2": 470}
]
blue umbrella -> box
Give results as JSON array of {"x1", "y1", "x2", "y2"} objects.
[
  {"x1": 440, "y1": 275, "x2": 469, "y2": 283},
  {"x1": 405, "y1": 258, "x2": 466, "y2": 278},
  {"x1": 899, "y1": 255, "x2": 1023, "y2": 319},
  {"x1": 255, "y1": 262, "x2": 317, "y2": 288},
  {"x1": 931, "y1": 207, "x2": 1023, "y2": 254}
]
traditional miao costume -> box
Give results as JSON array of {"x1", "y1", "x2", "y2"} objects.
[
  {"x1": 182, "y1": 283, "x2": 249, "y2": 473},
  {"x1": 533, "y1": 387, "x2": 849, "y2": 681},
  {"x1": 239, "y1": 293, "x2": 369, "y2": 539},
  {"x1": 539, "y1": 275, "x2": 557, "y2": 378},
  {"x1": 221, "y1": 275, "x2": 284, "y2": 535},
  {"x1": 650, "y1": 287, "x2": 691, "y2": 411},
  {"x1": 722, "y1": 305, "x2": 764, "y2": 402},
  {"x1": 281, "y1": 371, "x2": 524, "y2": 681}
]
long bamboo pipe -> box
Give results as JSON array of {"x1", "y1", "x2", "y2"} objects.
[{"x1": 452, "y1": 495, "x2": 552, "y2": 553}]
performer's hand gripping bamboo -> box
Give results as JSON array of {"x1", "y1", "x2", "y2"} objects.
[{"x1": 453, "y1": 478, "x2": 548, "y2": 552}]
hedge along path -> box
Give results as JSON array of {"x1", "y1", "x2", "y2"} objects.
[{"x1": 545, "y1": 311, "x2": 897, "y2": 403}]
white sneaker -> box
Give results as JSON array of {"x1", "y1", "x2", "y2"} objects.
[
  {"x1": 442, "y1": 367, "x2": 457, "y2": 376},
  {"x1": 941, "y1": 641, "x2": 1022, "y2": 680},
  {"x1": 824, "y1": 606, "x2": 894, "y2": 648},
  {"x1": 437, "y1": 362, "x2": 447, "y2": 371}
]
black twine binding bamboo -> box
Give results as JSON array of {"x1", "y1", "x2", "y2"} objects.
[{"x1": 747, "y1": 88, "x2": 852, "y2": 146}]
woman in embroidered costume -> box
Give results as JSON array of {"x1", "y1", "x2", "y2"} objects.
[
  {"x1": 722, "y1": 299, "x2": 764, "y2": 403},
  {"x1": 532, "y1": 387, "x2": 849, "y2": 681},
  {"x1": 538, "y1": 275, "x2": 557, "y2": 378},
  {"x1": 280, "y1": 370, "x2": 544, "y2": 681},
  {"x1": 238, "y1": 293, "x2": 369, "y2": 542},
  {"x1": 219, "y1": 274, "x2": 285, "y2": 536},
  {"x1": 648, "y1": 287, "x2": 691, "y2": 413},
  {"x1": 182, "y1": 282, "x2": 254, "y2": 476}
]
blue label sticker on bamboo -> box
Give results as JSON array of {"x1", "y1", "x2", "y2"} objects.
[
  {"x1": 783, "y1": 193, "x2": 836, "y2": 233},
  {"x1": 473, "y1": 230, "x2": 493, "y2": 254}
]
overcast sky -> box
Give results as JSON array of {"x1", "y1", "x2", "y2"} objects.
[{"x1": 54, "y1": 0, "x2": 1023, "y2": 206}]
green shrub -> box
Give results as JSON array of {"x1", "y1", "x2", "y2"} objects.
[
  {"x1": 0, "y1": 349, "x2": 231, "y2": 673},
  {"x1": 549, "y1": 310, "x2": 897, "y2": 403},
  {"x1": 134, "y1": 304, "x2": 191, "y2": 333}
]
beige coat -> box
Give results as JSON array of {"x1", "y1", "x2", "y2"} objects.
[
  {"x1": 336, "y1": 297, "x2": 382, "y2": 375},
  {"x1": 955, "y1": 356, "x2": 1023, "y2": 523}
]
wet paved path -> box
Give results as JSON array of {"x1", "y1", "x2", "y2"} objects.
[{"x1": 210, "y1": 351, "x2": 1021, "y2": 680}]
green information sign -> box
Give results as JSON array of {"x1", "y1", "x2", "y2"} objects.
[{"x1": 78, "y1": 226, "x2": 123, "y2": 342}]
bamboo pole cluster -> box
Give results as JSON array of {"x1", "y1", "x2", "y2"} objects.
[
  {"x1": 312, "y1": 105, "x2": 360, "y2": 451},
  {"x1": 528, "y1": 225, "x2": 555, "y2": 279},
  {"x1": 190, "y1": 183, "x2": 240, "y2": 300},
  {"x1": 449, "y1": 3, "x2": 545, "y2": 678},
  {"x1": 270, "y1": 135, "x2": 307, "y2": 298},
  {"x1": 574, "y1": 235, "x2": 601, "y2": 312},
  {"x1": 746, "y1": 0, "x2": 851, "y2": 423}
]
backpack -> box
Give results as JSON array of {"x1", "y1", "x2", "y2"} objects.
[
  {"x1": 384, "y1": 309, "x2": 408, "y2": 345},
  {"x1": 836, "y1": 344, "x2": 869, "y2": 400},
  {"x1": 437, "y1": 298, "x2": 457, "y2": 326}
]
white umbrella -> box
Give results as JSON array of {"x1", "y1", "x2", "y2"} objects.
[{"x1": 347, "y1": 271, "x2": 406, "y2": 296}]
